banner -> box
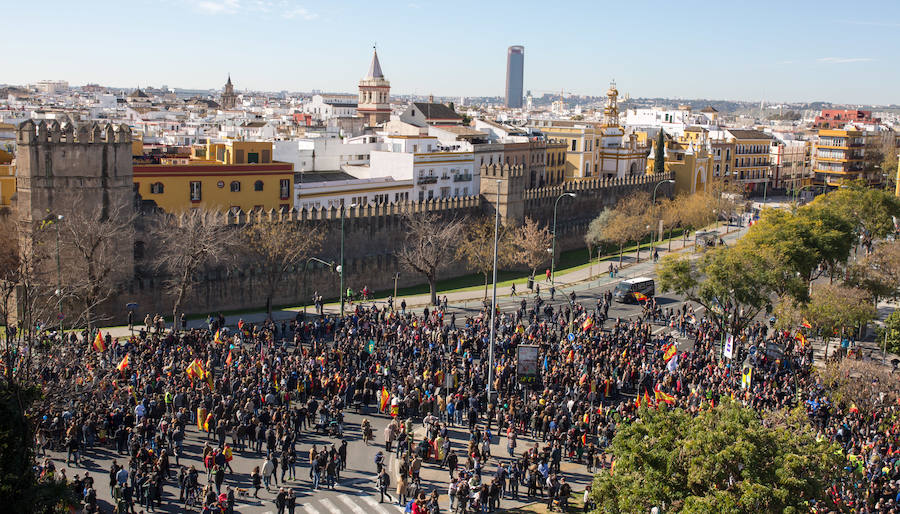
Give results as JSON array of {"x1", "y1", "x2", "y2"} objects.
[
  {"x1": 517, "y1": 345, "x2": 540, "y2": 385},
  {"x1": 723, "y1": 333, "x2": 734, "y2": 359}
]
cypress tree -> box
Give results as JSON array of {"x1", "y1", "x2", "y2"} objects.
[{"x1": 653, "y1": 129, "x2": 666, "y2": 174}]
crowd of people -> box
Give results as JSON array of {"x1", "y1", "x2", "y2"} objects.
[{"x1": 17, "y1": 280, "x2": 900, "y2": 513}]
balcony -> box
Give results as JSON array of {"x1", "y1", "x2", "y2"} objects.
[
  {"x1": 418, "y1": 176, "x2": 438, "y2": 184},
  {"x1": 453, "y1": 174, "x2": 473, "y2": 182}
]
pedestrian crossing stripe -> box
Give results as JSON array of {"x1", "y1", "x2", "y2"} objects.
[
  {"x1": 360, "y1": 494, "x2": 402, "y2": 513},
  {"x1": 319, "y1": 498, "x2": 343, "y2": 514},
  {"x1": 338, "y1": 495, "x2": 367, "y2": 514}
]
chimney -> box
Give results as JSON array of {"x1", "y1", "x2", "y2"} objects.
[{"x1": 428, "y1": 94, "x2": 434, "y2": 103}]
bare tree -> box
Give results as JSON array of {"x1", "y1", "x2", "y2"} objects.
[
  {"x1": 456, "y1": 216, "x2": 510, "y2": 299},
  {"x1": 606, "y1": 192, "x2": 651, "y2": 264},
  {"x1": 242, "y1": 219, "x2": 324, "y2": 315},
  {"x1": 584, "y1": 209, "x2": 614, "y2": 261},
  {"x1": 56, "y1": 194, "x2": 136, "y2": 330},
  {"x1": 151, "y1": 210, "x2": 238, "y2": 327},
  {"x1": 396, "y1": 213, "x2": 462, "y2": 306},
  {"x1": 512, "y1": 217, "x2": 553, "y2": 282}
]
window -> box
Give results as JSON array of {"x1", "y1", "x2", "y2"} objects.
[
  {"x1": 150, "y1": 182, "x2": 164, "y2": 194},
  {"x1": 235, "y1": 149, "x2": 244, "y2": 163},
  {"x1": 571, "y1": 139, "x2": 577, "y2": 151},
  {"x1": 427, "y1": 190, "x2": 434, "y2": 200},
  {"x1": 190, "y1": 181, "x2": 201, "y2": 202},
  {"x1": 279, "y1": 179, "x2": 290, "y2": 200},
  {"x1": 230, "y1": 181, "x2": 241, "y2": 192},
  {"x1": 463, "y1": 187, "x2": 468, "y2": 196},
  {"x1": 254, "y1": 180, "x2": 264, "y2": 191},
  {"x1": 247, "y1": 152, "x2": 259, "y2": 164},
  {"x1": 418, "y1": 191, "x2": 425, "y2": 202}
]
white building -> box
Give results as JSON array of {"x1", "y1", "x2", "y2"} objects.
[
  {"x1": 304, "y1": 94, "x2": 358, "y2": 121},
  {"x1": 273, "y1": 133, "x2": 382, "y2": 172},
  {"x1": 295, "y1": 172, "x2": 412, "y2": 211},
  {"x1": 35, "y1": 80, "x2": 69, "y2": 95}
]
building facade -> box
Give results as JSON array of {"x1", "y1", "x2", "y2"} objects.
[
  {"x1": 813, "y1": 128, "x2": 866, "y2": 186},
  {"x1": 220, "y1": 75, "x2": 237, "y2": 110},
  {"x1": 814, "y1": 109, "x2": 879, "y2": 129},
  {"x1": 134, "y1": 140, "x2": 294, "y2": 213},
  {"x1": 505, "y1": 46, "x2": 524, "y2": 109}
]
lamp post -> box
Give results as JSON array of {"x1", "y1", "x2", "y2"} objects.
[
  {"x1": 339, "y1": 202, "x2": 358, "y2": 317},
  {"x1": 304, "y1": 257, "x2": 334, "y2": 318},
  {"x1": 487, "y1": 180, "x2": 502, "y2": 404},
  {"x1": 550, "y1": 192, "x2": 576, "y2": 289},
  {"x1": 650, "y1": 179, "x2": 674, "y2": 250},
  {"x1": 53, "y1": 214, "x2": 63, "y2": 336}
]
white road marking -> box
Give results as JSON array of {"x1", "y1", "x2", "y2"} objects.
[
  {"x1": 361, "y1": 494, "x2": 395, "y2": 514},
  {"x1": 302, "y1": 504, "x2": 318, "y2": 514},
  {"x1": 338, "y1": 494, "x2": 367, "y2": 514},
  {"x1": 319, "y1": 498, "x2": 343, "y2": 514}
]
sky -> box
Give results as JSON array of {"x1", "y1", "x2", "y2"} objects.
[{"x1": 4, "y1": 0, "x2": 899, "y2": 105}]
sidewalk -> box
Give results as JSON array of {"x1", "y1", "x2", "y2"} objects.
[{"x1": 103, "y1": 224, "x2": 746, "y2": 339}]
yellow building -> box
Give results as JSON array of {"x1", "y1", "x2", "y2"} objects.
[
  {"x1": 0, "y1": 149, "x2": 15, "y2": 209},
  {"x1": 528, "y1": 82, "x2": 647, "y2": 180},
  {"x1": 646, "y1": 129, "x2": 713, "y2": 195},
  {"x1": 134, "y1": 140, "x2": 294, "y2": 213},
  {"x1": 813, "y1": 128, "x2": 867, "y2": 187}
]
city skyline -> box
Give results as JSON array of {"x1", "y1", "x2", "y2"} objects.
[{"x1": 5, "y1": 0, "x2": 899, "y2": 105}]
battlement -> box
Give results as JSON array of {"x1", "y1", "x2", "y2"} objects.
[
  {"x1": 190, "y1": 195, "x2": 485, "y2": 226},
  {"x1": 16, "y1": 119, "x2": 132, "y2": 145},
  {"x1": 522, "y1": 172, "x2": 674, "y2": 201},
  {"x1": 480, "y1": 163, "x2": 525, "y2": 178}
]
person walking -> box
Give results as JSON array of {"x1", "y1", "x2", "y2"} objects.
[
  {"x1": 378, "y1": 468, "x2": 393, "y2": 503},
  {"x1": 262, "y1": 457, "x2": 275, "y2": 491},
  {"x1": 251, "y1": 466, "x2": 262, "y2": 498}
]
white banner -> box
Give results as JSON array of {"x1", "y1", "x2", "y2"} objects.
[{"x1": 723, "y1": 333, "x2": 734, "y2": 359}]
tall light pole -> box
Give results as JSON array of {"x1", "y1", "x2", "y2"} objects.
[
  {"x1": 54, "y1": 214, "x2": 63, "y2": 336},
  {"x1": 487, "y1": 180, "x2": 502, "y2": 404},
  {"x1": 650, "y1": 179, "x2": 674, "y2": 250},
  {"x1": 550, "y1": 192, "x2": 576, "y2": 288},
  {"x1": 338, "y1": 202, "x2": 357, "y2": 317}
]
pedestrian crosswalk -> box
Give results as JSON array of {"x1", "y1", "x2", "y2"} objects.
[{"x1": 286, "y1": 493, "x2": 404, "y2": 514}]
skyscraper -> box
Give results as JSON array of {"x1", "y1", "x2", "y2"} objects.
[{"x1": 505, "y1": 45, "x2": 524, "y2": 109}]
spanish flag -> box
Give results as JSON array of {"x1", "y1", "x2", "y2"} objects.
[
  {"x1": 635, "y1": 394, "x2": 641, "y2": 408},
  {"x1": 566, "y1": 350, "x2": 575, "y2": 364},
  {"x1": 644, "y1": 389, "x2": 652, "y2": 407},
  {"x1": 223, "y1": 445, "x2": 233, "y2": 462},
  {"x1": 93, "y1": 331, "x2": 106, "y2": 352},
  {"x1": 187, "y1": 358, "x2": 205, "y2": 382},
  {"x1": 390, "y1": 403, "x2": 399, "y2": 417},
  {"x1": 801, "y1": 318, "x2": 812, "y2": 329},
  {"x1": 380, "y1": 387, "x2": 389, "y2": 412},
  {"x1": 654, "y1": 386, "x2": 675, "y2": 405},
  {"x1": 634, "y1": 292, "x2": 648, "y2": 302},
  {"x1": 225, "y1": 350, "x2": 233, "y2": 367},
  {"x1": 582, "y1": 317, "x2": 593, "y2": 331},
  {"x1": 214, "y1": 330, "x2": 224, "y2": 344},
  {"x1": 849, "y1": 404, "x2": 859, "y2": 414},
  {"x1": 795, "y1": 332, "x2": 808, "y2": 345},
  {"x1": 662, "y1": 343, "x2": 677, "y2": 362},
  {"x1": 116, "y1": 354, "x2": 129, "y2": 372}
]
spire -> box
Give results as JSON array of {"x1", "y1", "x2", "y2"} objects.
[
  {"x1": 226, "y1": 74, "x2": 232, "y2": 86},
  {"x1": 367, "y1": 47, "x2": 384, "y2": 79}
]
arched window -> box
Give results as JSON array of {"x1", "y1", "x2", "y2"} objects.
[
  {"x1": 230, "y1": 181, "x2": 241, "y2": 192},
  {"x1": 254, "y1": 180, "x2": 264, "y2": 191},
  {"x1": 150, "y1": 182, "x2": 164, "y2": 194}
]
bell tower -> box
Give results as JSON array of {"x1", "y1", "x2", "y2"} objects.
[
  {"x1": 221, "y1": 74, "x2": 237, "y2": 110},
  {"x1": 357, "y1": 47, "x2": 391, "y2": 126},
  {"x1": 603, "y1": 80, "x2": 619, "y2": 127}
]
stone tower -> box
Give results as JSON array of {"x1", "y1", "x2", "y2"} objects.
[
  {"x1": 479, "y1": 163, "x2": 526, "y2": 226},
  {"x1": 602, "y1": 80, "x2": 619, "y2": 127},
  {"x1": 221, "y1": 75, "x2": 237, "y2": 110},
  {"x1": 15, "y1": 119, "x2": 135, "y2": 271},
  {"x1": 358, "y1": 48, "x2": 391, "y2": 125}
]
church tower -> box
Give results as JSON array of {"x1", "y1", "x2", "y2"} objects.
[
  {"x1": 357, "y1": 48, "x2": 391, "y2": 125},
  {"x1": 602, "y1": 80, "x2": 619, "y2": 127},
  {"x1": 221, "y1": 75, "x2": 237, "y2": 110}
]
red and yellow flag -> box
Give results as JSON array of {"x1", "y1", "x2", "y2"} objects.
[
  {"x1": 795, "y1": 332, "x2": 808, "y2": 345},
  {"x1": 654, "y1": 386, "x2": 675, "y2": 405},
  {"x1": 93, "y1": 331, "x2": 106, "y2": 352},
  {"x1": 116, "y1": 354, "x2": 129, "y2": 372},
  {"x1": 225, "y1": 350, "x2": 233, "y2": 367},
  {"x1": 801, "y1": 318, "x2": 812, "y2": 329},
  {"x1": 644, "y1": 389, "x2": 652, "y2": 407},
  {"x1": 186, "y1": 358, "x2": 205, "y2": 382},
  {"x1": 214, "y1": 330, "x2": 224, "y2": 344},
  {"x1": 662, "y1": 343, "x2": 677, "y2": 362},
  {"x1": 380, "y1": 387, "x2": 389, "y2": 412},
  {"x1": 634, "y1": 292, "x2": 649, "y2": 302},
  {"x1": 582, "y1": 317, "x2": 593, "y2": 331}
]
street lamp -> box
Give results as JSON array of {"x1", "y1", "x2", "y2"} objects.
[
  {"x1": 550, "y1": 192, "x2": 576, "y2": 289},
  {"x1": 487, "y1": 180, "x2": 502, "y2": 404},
  {"x1": 53, "y1": 215, "x2": 63, "y2": 336},
  {"x1": 339, "y1": 202, "x2": 357, "y2": 317},
  {"x1": 303, "y1": 257, "x2": 334, "y2": 318},
  {"x1": 650, "y1": 179, "x2": 674, "y2": 250}
]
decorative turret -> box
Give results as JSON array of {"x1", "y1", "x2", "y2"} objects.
[{"x1": 603, "y1": 80, "x2": 619, "y2": 127}]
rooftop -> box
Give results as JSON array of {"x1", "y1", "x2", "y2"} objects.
[
  {"x1": 412, "y1": 102, "x2": 461, "y2": 121},
  {"x1": 727, "y1": 129, "x2": 773, "y2": 140}
]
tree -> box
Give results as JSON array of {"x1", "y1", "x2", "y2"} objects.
[
  {"x1": 803, "y1": 283, "x2": 875, "y2": 357},
  {"x1": 57, "y1": 195, "x2": 136, "y2": 330},
  {"x1": 812, "y1": 184, "x2": 900, "y2": 241},
  {"x1": 652, "y1": 129, "x2": 665, "y2": 175},
  {"x1": 151, "y1": 210, "x2": 238, "y2": 326},
  {"x1": 242, "y1": 220, "x2": 323, "y2": 316},
  {"x1": 608, "y1": 192, "x2": 652, "y2": 263},
  {"x1": 880, "y1": 309, "x2": 900, "y2": 355},
  {"x1": 397, "y1": 213, "x2": 462, "y2": 305},
  {"x1": 845, "y1": 240, "x2": 900, "y2": 303},
  {"x1": 511, "y1": 217, "x2": 553, "y2": 281},
  {"x1": 657, "y1": 244, "x2": 782, "y2": 338},
  {"x1": 591, "y1": 401, "x2": 841, "y2": 513},
  {"x1": 879, "y1": 138, "x2": 898, "y2": 181},
  {"x1": 585, "y1": 209, "x2": 615, "y2": 259},
  {"x1": 456, "y1": 216, "x2": 510, "y2": 299}
]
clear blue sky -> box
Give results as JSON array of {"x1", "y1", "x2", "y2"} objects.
[{"x1": 6, "y1": 0, "x2": 898, "y2": 104}]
